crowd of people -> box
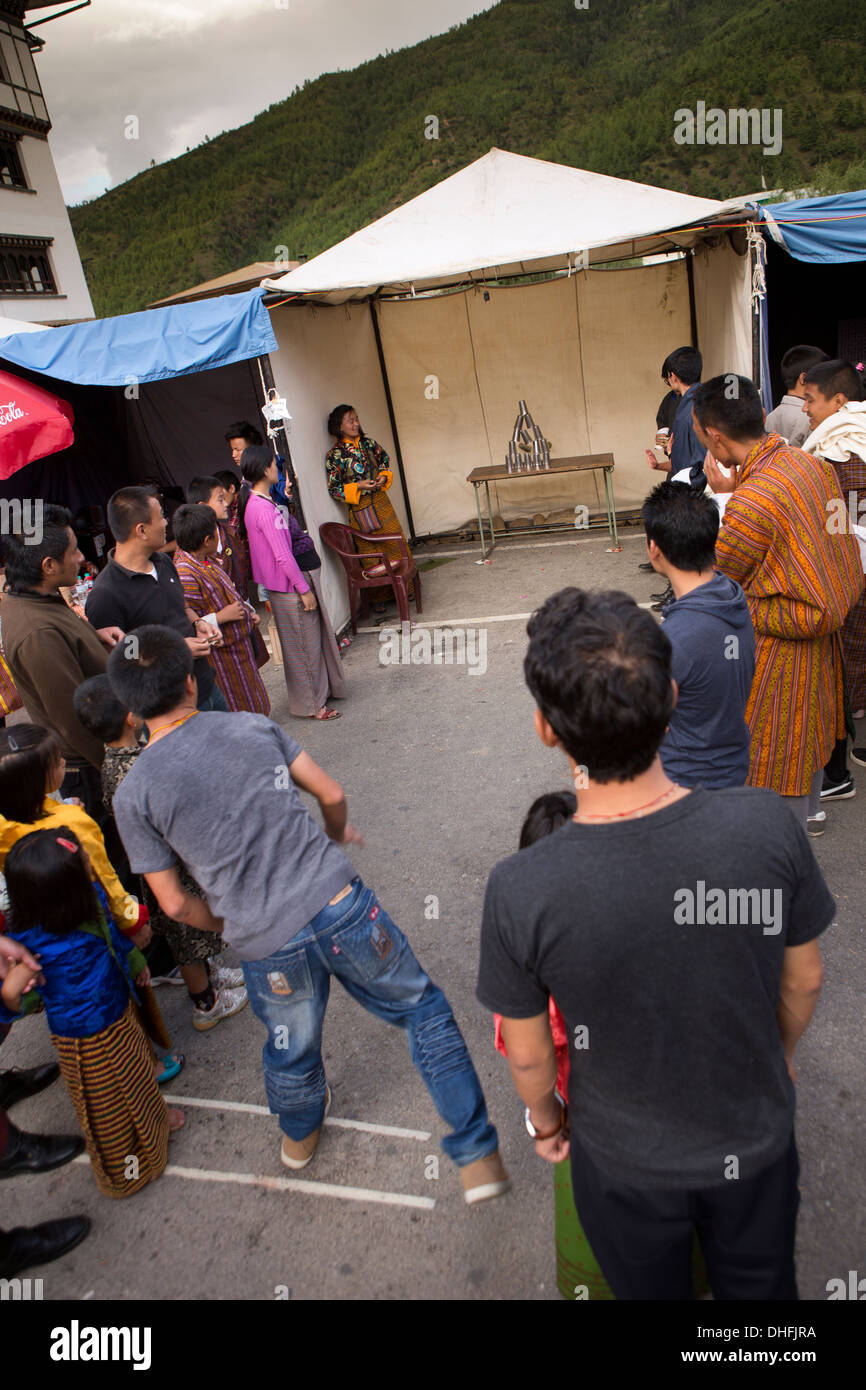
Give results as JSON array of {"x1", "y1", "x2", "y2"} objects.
[{"x1": 0, "y1": 362, "x2": 863, "y2": 1299}]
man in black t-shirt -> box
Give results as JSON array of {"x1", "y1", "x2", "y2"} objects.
[
  {"x1": 477, "y1": 587, "x2": 833, "y2": 1300},
  {"x1": 85, "y1": 486, "x2": 226, "y2": 712}
]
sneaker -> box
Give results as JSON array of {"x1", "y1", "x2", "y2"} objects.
[
  {"x1": 807, "y1": 811, "x2": 826, "y2": 837},
  {"x1": 820, "y1": 775, "x2": 855, "y2": 801},
  {"x1": 461, "y1": 1151, "x2": 511, "y2": 1206},
  {"x1": 850, "y1": 747, "x2": 866, "y2": 768},
  {"x1": 208, "y1": 962, "x2": 245, "y2": 990},
  {"x1": 638, "y1": 561, "x2": 655, "y2": 573},
  {"x1": 280, "y1": 1086, "x2": 332, "y2": 1170},
  {"x1": 151, "y1": 965, "x2": 184, "y2": 987},
  {"x1": 192, "y1": 985, "x2": 248, "y2": 1032}
]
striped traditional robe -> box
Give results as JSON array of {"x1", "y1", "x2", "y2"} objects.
[
  {"x1": 173, "y1": 549, "x2": 270, "y2": 715},
  {"x1": 716, "y1": 433, "x2": 864, "y2": 796}
]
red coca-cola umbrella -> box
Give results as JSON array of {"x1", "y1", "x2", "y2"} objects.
[{"x1": 0, "y1": 368, "x2": 74, "y2": 480}]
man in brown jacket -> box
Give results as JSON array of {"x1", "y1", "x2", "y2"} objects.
[{"x1": 2, "y1": 504, "x2": 122, "y2": 818}]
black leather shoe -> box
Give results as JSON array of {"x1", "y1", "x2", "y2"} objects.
[
  {"x1": 651, "y1": 587, "x2": 674, "y2": 603},
  {"x1": 0, "y1": 1125, "x2": 85, "y2": 1179},
  {"x1": 0, "y1": 1063, "x2": 60, "y2": 1111},
  {"x1": 638, "y1": 561, "x2": 655, "y2": 572},
  {"x1": 0, "y1": 1216, "x2": 91, "y2": 1278}
]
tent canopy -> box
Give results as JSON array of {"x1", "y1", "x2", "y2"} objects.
[
  {"x1": 262, "y1": 149, "x2": 747, "y2": 303},
  {"x1": 0, "y1": 288, "x2": 277, "y2": 387},
  {"x1": 758, "y1": 190, "x2": 866, "y2": 264}
]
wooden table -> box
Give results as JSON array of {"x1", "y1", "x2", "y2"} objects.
[{"x1": 466, "y1": 453, "x2": 618, "y2": 558}]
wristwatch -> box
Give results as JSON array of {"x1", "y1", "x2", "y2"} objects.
[{"x1": 525, "y1": 1090, "x2": 568, "y2": 1141}]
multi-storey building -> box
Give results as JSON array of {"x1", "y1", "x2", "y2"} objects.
[{"x1": 0, "y1": 1, "x2": 93, "y2": 324}]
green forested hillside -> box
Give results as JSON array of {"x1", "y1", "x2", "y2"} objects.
[{"x1": 70, "y1": 0, "x2": 866, "y2": 316}]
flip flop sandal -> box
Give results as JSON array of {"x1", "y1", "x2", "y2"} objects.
[
  {"x1": 157, "y1": 1051, "x2": 185, "y2": 1085},
  {"x1": 313, "y1": 708, "x2": 342, "y2": 720}
]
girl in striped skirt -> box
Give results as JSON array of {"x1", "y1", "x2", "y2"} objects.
[{"x1": 0, "y1": 829, "x2": 184, "y2": 1198}]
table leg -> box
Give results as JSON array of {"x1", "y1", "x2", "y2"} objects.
[
  {"x1": 474, "y1": 483, "x2": 488, "y2": 560},
  {"x1": 604, "y1": 468, "x2": 620, "y2": 546},
  {"x1": 485, "y1": 481, "x2": 495, "y2": 556}
]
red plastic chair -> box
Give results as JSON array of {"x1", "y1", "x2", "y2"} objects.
[{"x1": 319, "y1": 522, "x2": 423, "y2": 633}]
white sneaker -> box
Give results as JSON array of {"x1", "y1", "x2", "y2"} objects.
[
  {"x1": 807, "y1": 810, "x2": 827, "y2": 837},
  {"x1": 192, "y1": 985, "x2": 248, "y2": 1032},
  {"x1": 209, "y1": 962, "x2": 245, "y2": 990}
]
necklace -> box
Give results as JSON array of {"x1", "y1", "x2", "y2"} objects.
[
  {"x1": 574, "y1": 783, "x2": 685, "y2": 823},
  {"x1": 146, "y1": 710, "x2": 198, "y2": 745}
]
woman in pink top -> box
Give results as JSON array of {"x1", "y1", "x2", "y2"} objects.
[{"x1": 241, "y1": 447, "x2": 346, "y2": 720}]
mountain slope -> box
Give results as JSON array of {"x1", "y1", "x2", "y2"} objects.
[{"x1": 69, "y1": 0, "x2": 866, "y2": 316}]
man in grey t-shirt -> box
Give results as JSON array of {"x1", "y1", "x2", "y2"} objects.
[{"x1": 109, "y1": 625, "x2": 508, "y2": 1201}]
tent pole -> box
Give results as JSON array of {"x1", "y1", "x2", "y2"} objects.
[
  {"x1": 368, "y1": 295, "x2": 415, "y2": 542},
  {"x1": 686, "y1": 251, "x2": 699, "y2": 349},
  {"x1": 257, "y1": 353, "x2": 307, "y2": 531}
]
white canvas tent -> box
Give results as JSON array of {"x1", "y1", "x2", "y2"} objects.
[{"x1": 259, "y1": 150, "x2": 754, "y2": 626}]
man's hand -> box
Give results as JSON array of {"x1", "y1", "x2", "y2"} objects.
[
  {"x1": 645, "y1": 448, "x2": 670, "y2": 473},
  {"x1": 0, "y1": 935, "x2": 43, "y2": 982},
  {"x1": 95, "y1": 625, "x2": 124, "y2": 650},
  {"x1": 134, "y1": 966, "x2": 151, "y2": 987},
  {"x1": 333, "y1": 822, "x2": 364, "y2": 847},
  {"x1": 131, "y1": 923, "x2": 152, "y2": 950},
  {"x1": 185, "y1": 635, "x2": 211, "y2": 659},
  {"x1": 705, "y1": 454, "x2": 736, "y2": 493}
]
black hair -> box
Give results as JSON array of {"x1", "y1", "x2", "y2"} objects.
[
  {"x1": 0, "y1": 724, "x2": 62, "y2": 822},
  {"x1": 107, "y1": 624, "x2": 194, "y2": 719},
  {"x1": 327, "y1": 404, "x2": 356, "y2": 438},
  {"x1": 2, "y1": 503, "x2": 74, "y2": 592},
  {"x1": 241, "y1": 444, "x2": 275, "y2": 486},
  {"x1": 524, "y1": 588, "x2": 674, "y2": 783},
  {"x1": 662, "y1": 346, "x2": 702, "y2": 387},
  {"x1": 173, "y1": 503, "x2": 218, "y2": 553},
  {"x1": 780, "y1": 344, "x2": 829, "y2": 392},
  {"x1": 692, "y1": 374, "x2": 764, "y2": 441},
  {"x1": 186, "y1": 476, "x2": 223, "y2": 506},
  {"x1": 73, "y1": 674, "x2": 129, "y2": 744},
  {"x1": 641, "y1": 480, "x2": 719, "y2": 572},
  {"x1": 802, "y1": 359, "x2": 863, "y2": 403},
  {"x1": 214, "y1": 470, "x2": 240, "y2": 495},
  {"x1": 107, "y1": 486, "x2": 159, "y2": 544},
  {"x1": 5, "y1": 828, "x2": 100, "y2": 936},
  {"x1": 224, "y1": 421, "x2": 263, "y2": 447},
  {"x1": 519, "y1": 791, "x2": 576, "y2": 850}
]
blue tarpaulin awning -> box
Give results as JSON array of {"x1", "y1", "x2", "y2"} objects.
[
  {"x1": 757, "y1": 190, "x2": 866, "y2": 264},
  {"x1": 0, "y1": 287, "x2": 277, "y2": 387}
]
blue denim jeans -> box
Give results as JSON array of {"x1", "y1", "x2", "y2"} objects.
[{"x1": 242, "y1": 879, "x2": 498, "y2": 1167}]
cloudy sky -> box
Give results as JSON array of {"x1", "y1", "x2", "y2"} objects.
[{"x1": 33, "y1": 0, "x2": 493, "y2": 205}]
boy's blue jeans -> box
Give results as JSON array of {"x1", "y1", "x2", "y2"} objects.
[{"x1": 241, "y1": 878, "x2": 498, "y2": 1167}]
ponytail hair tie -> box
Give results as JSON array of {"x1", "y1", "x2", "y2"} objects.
[{"x1": 56, "y1": 838, "x2": 78, "y2": 853}]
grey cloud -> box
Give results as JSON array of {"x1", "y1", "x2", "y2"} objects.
[{"x1": 34, "y1": 0, "x2": 491, "y2": 203}]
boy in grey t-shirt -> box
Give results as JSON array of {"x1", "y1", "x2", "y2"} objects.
[{"x1": 109, "y1": 624, "x2": 508, "y2": 1201}]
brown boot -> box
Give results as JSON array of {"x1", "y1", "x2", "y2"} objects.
[
  {"x1": 280, "y1": 1086, "x2": 332, "y2": 1170},
  {"x1": 461, "y1": 1150, "x2": 511, "y2": 1205}
]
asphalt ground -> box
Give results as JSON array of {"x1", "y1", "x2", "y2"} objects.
[{"x1": 3, "y1": 522, "x2": 865, "y2": 1302}]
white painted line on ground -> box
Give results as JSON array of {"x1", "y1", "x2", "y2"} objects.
[
  {"x1": 417, "y1": 533, "x2": 643, "y2": 558},
  {"x1": 169, "y1": 1093, "x2": 431, "y2": 1141},
  {"x1": 69, "y1": 1155, "x2": 435, "y2": 1210},
  {"x1": 359, "y1": 612, "x2": 532, "y2": 633}
]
